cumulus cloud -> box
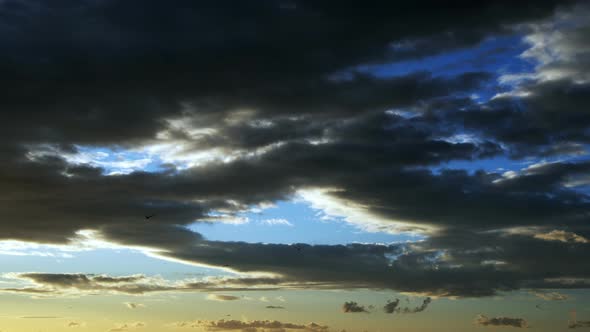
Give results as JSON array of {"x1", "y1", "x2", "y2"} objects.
[
  {"x1": 342, "y1": 302, "x2": 368, "y2": 313},
  {"x1": 475, "y1": 315, "x2": 529, "y2": 328}
]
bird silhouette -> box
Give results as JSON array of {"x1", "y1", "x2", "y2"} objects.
[
  {"x1": 145, "y1": 214, "x2": 155, "y2": 220},
  {"x1": 536, "y1": 304, "x2": 543, "y2": 310}
]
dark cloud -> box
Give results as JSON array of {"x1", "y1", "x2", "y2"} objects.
[
  {"x1": 342, "y1": 302, "x2": 368, "y2": 313},
  {"x1": 383, "y1": 299, "x2": 400, "y2": 314},
  {"x1": 176, "y1": 319, "x2": 328, "y2": 332},
  {"x1": 4, "y1": 273, "x2": 286, "y2": 296},
  {"x1": 15, "y1": 273, "x2": 174, "y2": 294},
  {"x1": 0, "y1": 0, "x2": 589, "y2": 302},
  {"x1": 384, "y1": 298, "x2": 432, "y2": 314},
  {"x1": 401, "y1": 297, "x2": 431, "y2": 314},
  {"x1": 475, "y1": 315, "x2": 529, "y2": 328}
]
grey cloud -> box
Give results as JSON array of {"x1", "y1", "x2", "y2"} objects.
[
  {"x1": 383, "y1": 299, "x2": 400, "y2": 314},
  {"x1": 0, "y1": 0, "x2": 589, "y2": 302},
  {"x1": 384, "y1": 298, "x2": 431, "y2": 314},
  {"x1": 342, "y1": 302, "x2": 368, "y2": 313},
  {"x1": 16, "y1": 273, "x2": 173, "y2": 295},
  {"x1": 570, "y1": 321, "x2": 590, "y2": 329},
  {"x1": 4, "y1": 273, "x2": 286, "y2": 296},
  {"x1": 401, "y1": 297, "x2": 431, "y2": 313},
  {"x1": 475, "y1": 315, "x2": 529, "y2": 328},
  {"x1": 531, "y1": 291, "x2": 568, "y2": 301},
  {"x1": 207, "y1": 294, "x2": 241, "y2": 301},
  {"x1": 124, "y1": 302, "x2": 145, "y2": 309},
  {"x1": 176, "y1": 319, "x2": 328, "y2": 332}
]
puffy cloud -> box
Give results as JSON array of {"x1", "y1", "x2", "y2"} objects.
[{"x1": 475, "y1": 315, "x2": 529, "y2": 328}]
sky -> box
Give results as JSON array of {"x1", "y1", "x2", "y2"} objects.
[{"x1": 1, "y1": 1, "x2": 590, "y2": 331}]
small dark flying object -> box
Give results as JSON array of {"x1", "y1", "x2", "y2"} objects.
[{"x1": 145, "y1": 214, "x2": 155, "y2": 220}]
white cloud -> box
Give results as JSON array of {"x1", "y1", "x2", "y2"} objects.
[
  {"x1": 534, "y1": 230, "x2": 589, "y2": 244},
  {"x1": 298, "y1": 188, "x2": 433, "y2": 235},
  {"x1": 260, "y1": 219, "x2": 293, "y2": 227}
]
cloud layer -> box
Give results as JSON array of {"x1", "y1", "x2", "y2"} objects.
[{"x1": 0, "y1": 0, "x2": 589, "y2": 300}]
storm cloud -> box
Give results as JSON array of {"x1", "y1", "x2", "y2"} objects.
[{"x1": 0, "y1": 0, "x2": 589, "y2": 301}]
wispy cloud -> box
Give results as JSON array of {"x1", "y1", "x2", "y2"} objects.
[
  {"x1": 124, "y1": 302, "x2": 146, "y2": 309},
  {"x1": 107, "y1": 322, "x2": 145, "y2": 332},
  {"x1": 534, "y1": 230, "x2": 589, "y2": 244},
  {"x1": 67, "y1": 321, "x2": 84, "y2": 328},
  {"x1": 260, "y1": 218, "x2": 293, "y2": 227},
  {"x1": 207, "y1": 294, "x2": 241, "y2": 301},
  {"x1": 531, "y1": 291, "x2": 568, "y2": 301},
  {"x1": 174, "y1": 319, "x2": 328, "y2": 331}
]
